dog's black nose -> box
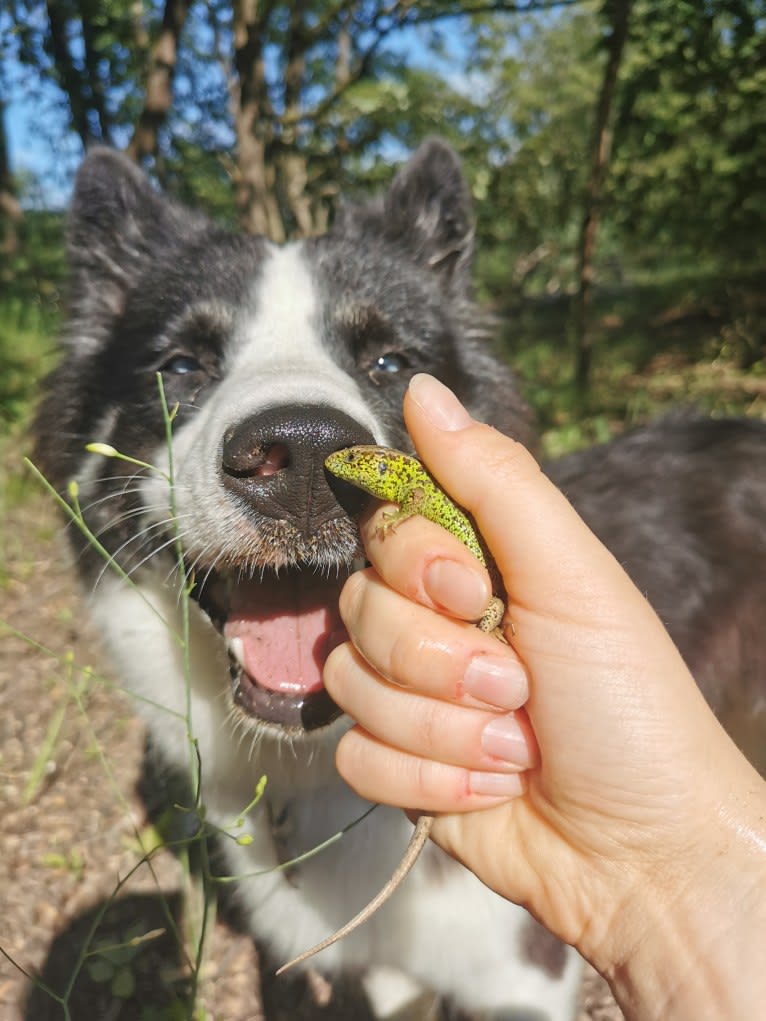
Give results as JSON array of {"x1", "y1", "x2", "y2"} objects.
[{"x1": 221, "y1": 404, "x2": 375, "y2": 533}]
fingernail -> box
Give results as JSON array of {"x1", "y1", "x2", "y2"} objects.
[
  {"x1": 424, "y1": 559, "x2": 490, "y2": 619},
  {"x1": 481, "y1": 714, "x2": 532, "y2": 767},
  {"x1": 463, "y1": 655, "x2": 529, "y2": 710},
  {"x1": 469, "y1": 770, "x2": 525, "y2": 798},
  {"x1": 409, "y1": 374, "x2": 473, "y2": 432}
]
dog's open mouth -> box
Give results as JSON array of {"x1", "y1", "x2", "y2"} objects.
[{"x1": 192, "y1": 565, "x2": 355, "y2": 732}]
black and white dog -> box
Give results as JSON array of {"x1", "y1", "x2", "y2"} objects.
[{"x1": 36, "y1": 139, "x2": 766, "y2": 1020}]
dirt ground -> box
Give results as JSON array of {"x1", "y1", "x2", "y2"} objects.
[{"x1": 0, "y1": 494, "x2": 622, "y2": 1021}]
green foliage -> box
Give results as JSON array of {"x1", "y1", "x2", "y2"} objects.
[
  {"x1": 6, "y1": 1, "x2": 765, "y2": 291},
  {"x1": 503, "y1": 263, "x2": 766, "y2": 457},
  {"x1": 611, "y1": 0, "x2": 766, "y2": 261},
  {"x1": 157, "y1": 139, "x2": 239, "y2": 226},
  {"x1": 0, "y1": 208, "x2": 61, "y2": 472},
  {"x1": 4, "y1": 207, "x2": 67, "y2": 301},
  {"x1": 0, "y1": 208, "x2": 62, "y2": 508},
  {"x1": 0, "y1": 295, "x2": 58, "y2": 529},
  {"x1": 470, "y1": 7, "x2": 602, "y2": 280}
]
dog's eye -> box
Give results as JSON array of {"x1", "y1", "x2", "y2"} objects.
[
  {"x1": 373, "y1": 352, "x2": 409, "y2": 375},
  {"x1": 161, "y1": 354, "x2": 202, "y2": 375}
]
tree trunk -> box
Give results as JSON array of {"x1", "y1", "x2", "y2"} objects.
[
  {"x1": 45, "y1": 0, "x2": 93, "y2": 148},
  {"x1": 79, "y1": 0, "x2": 113, "y2": 145},
  {"x1": 0, "y1": 95, "x2": 23, "y2": 279},
  {"x1": 282, "y1": 151, "x2": 315, "y2": 236},
  {"x1": 280, "y1": 4, "x2": 314, "y2": 236},
  {"x1": 572, "y1": 0, "x2": 633, "y2": 392},
  {"x1": 232, "y1": 0, "x2": 285, "y2": 240},
  {"x1": 126, "y1": 0, "x2": 191, "y2": 163}
]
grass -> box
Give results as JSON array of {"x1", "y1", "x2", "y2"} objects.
[
  {"x1": 0, "y1": 297, "x2": 61, "y2": 586},
  {"x1": 0, "y1": 299, "x2": 59, "y2": 473}
]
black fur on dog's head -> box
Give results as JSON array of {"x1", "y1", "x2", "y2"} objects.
[{"x1": 35, "y1": 139, "x2": 534, "y2": 733}]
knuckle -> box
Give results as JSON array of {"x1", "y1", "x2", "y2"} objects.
[
  {"x1": 482, "y1": 434, "x2": 540, "y2": 491},
  {"x1": 415, "y1": 701, "x2": 438, "y2": 750},
  {"x1": 388, "y1": 628, "x2": 416, "y2": 686},
  {"x1": 413, "y1": 698, "x2": 450, "y2": 759},
  {"x1": 415, "y1": 757, "x2": 470, "y2": 809},
  {"x1": 413, "y1": 754, "x2": 432, "y2": 802}
]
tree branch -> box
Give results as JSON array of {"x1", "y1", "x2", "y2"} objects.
[
  {"x1": 409, "y1": 0, "x2": 584, "y2": 24},
  {"x1": 279, "y1": 0, "x2": 584, "y2": 131}
]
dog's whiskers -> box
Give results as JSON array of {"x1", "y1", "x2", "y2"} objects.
[
  {"x1": 90, "y1": 505, "x2": 188, "y2": 540},
  {"x1": 76, "y1": 490, "x2": 148, "y2": 518},
  {"x1": 126, "y1": 530, "x2": 195, "y2": 581},
  {"x1": 90, "y1": 521, "x2": 192, "y2": 593}
]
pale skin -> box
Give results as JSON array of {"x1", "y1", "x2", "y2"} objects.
[{"x1": 324, "y1": 372, "x2": 766, "y2": 1021}]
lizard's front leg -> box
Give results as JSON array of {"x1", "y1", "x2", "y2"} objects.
[{"x1": 375, "y1": 486, "x2": 427, "y2": 538}]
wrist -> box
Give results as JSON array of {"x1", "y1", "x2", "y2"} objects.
[{"x1": 593, "y1": 774, "x2": 766, "y2": 1020}]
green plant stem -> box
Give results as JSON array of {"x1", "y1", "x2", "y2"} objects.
[{"x1": 212, "y1": 803, "x2": 379, "y2": 882}]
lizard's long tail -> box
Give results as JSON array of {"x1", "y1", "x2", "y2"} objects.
[{"x1": 276, "y1": 814, "x2": 434, "y2": 975}]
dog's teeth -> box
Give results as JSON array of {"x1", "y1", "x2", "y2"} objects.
[{"x1": 227, "y1": 635, "x2": 246, "y2": 672}]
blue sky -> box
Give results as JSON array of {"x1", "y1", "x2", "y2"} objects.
[
  {"x1": 3, "y1": 3, "x2": 83, "y2": 208},
  {"x1": 7, "y1": 93, "x2": 81, "y2": 208}
]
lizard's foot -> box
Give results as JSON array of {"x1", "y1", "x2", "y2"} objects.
[
  {"x1": 375, "y1": 508, "x2": 407, "y2": 538},
  {"x1": 375, "y1": 488, "x2": 427, "y2": 539}
]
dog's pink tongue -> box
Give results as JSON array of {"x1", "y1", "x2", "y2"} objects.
[{"x1": 224, "y1": 572, "x2": 347, "y2": 696}]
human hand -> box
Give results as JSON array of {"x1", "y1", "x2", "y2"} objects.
[{"x1": 324, "y1": 374, "x2": 766, "y2": 1000}]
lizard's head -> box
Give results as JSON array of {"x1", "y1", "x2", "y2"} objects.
[
  {"x1": 326, "y1": 445, "x2": 401, "y2": 492},
  {"x1": 325, "y1": 445, "x2": 424, "y2": 500}
]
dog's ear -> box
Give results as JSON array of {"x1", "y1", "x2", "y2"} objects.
[
  {"x1": 382, "y1": 138, "x2": 475, "y2": 294},
  {"x1": 65, "y1": 148, "x2": 206, "y2": 348}
]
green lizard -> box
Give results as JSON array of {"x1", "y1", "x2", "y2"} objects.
[
  {"x1": 276, "y1": 445, "x2": 508, "y2": 975},
  {"x1": 325, "y1": 445, "x2": 506, "y2": 637}
]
